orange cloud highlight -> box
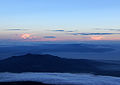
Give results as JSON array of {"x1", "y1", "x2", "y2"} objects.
[
  {"x1": 21, "y1": 33, "x2": 31, "y2": 39},
  {"x1": 91, "y1": 36, "x2": 103, "y2": 40}
]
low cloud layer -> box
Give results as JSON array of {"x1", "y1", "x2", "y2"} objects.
[{"x1": 0, "y1": 73, "x2": 120, "y2": 85}]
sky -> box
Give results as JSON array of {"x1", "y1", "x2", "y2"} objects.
[{"x1": 0, "y1": 0, "x2": 120, "y2": 44}]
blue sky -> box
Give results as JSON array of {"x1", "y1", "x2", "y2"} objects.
[{"x1": 0, "y1": 0, "x2": 120, "y2": 43}]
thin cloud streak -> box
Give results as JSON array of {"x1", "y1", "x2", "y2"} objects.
[
  {"x1": 43, "y1": 36, "x2": 56, "y2": 38},
  {"x1": 6, "y1": 29, "x2": 30, "y2": 31},
  {"x1": 51, "y1": 30, "x2": 74, "y2": 32},
  {"x1": 51, "y1": 30, "x2": 65, "y2": 32},
  {"x1": 95, "y1": 28, "x2": 120, "y2": 31},
  {"x1": 72, "y1": 33, "x2": 120, "y2": 35}
]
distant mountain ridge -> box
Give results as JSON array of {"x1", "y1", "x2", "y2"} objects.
[
  {"x1": 0, "y1": 44, "x2": 115, "y2": 60},
  {"x1": 0, "y1": 53, "x2": 120, "y2": 77}
]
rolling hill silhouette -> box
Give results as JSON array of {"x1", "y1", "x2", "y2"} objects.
[{"x1": 0, "y1": 53, "x2": 120, "y2": 76}]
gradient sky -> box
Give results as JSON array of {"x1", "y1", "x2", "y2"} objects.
[{"x1": 0, "y1": 0, "x2": 120, "y2": 43}]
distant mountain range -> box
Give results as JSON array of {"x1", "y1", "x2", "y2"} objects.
[
  {"x1": 0, "y1": 54, "x2": 120, "y2": 77},
  {"x1": 0, "y1": 44, "x2": 116, "y2": 60},
  {"x1": 0, "y1": 44, "x2": 114, "y2": 54}
]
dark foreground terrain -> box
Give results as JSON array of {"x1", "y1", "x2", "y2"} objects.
[
  {"x1": 0, "y1": 81, "x2": 51, "y2": 85},
  {"x1": 0, "y1": 53, "x2": 120, "y2": 77}
]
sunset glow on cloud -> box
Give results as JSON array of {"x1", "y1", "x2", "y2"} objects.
[
  {"x1": 21, "y1": 33, "x2": 31, "y2": 39},
  {"x1": 18, "y1": 33, "x2": 120, "y2": 42},
  {"x1": 91, "y1": 36, "x2": 104, "y2": 40}
]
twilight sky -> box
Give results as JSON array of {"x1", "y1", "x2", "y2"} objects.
[{"x1": 0, "y1": 0, "x2": 120, "y2": 43}]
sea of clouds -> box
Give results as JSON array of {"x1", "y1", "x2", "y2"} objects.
[{"x1": 0, "y1": 73, "x2": 120, "y2": 85}]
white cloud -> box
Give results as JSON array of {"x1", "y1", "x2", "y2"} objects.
[{"x1": 0, "y1": 73, "x2": 120, "y2": 85}]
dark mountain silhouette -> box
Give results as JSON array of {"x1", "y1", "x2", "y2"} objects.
[
  {"x1": 0, "y1": 53, "x2": 120, "y2": 77},
  {"x1": 0, "y1": 81, "x2": 50, "y2": 85}
]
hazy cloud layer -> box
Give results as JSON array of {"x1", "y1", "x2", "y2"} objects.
[
  {"x1": 72, "y1": 33, "x2": 120, "y2": 35},
  {"x1": 43, "y1": 36, "x2": 56, "y2": 38}
]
